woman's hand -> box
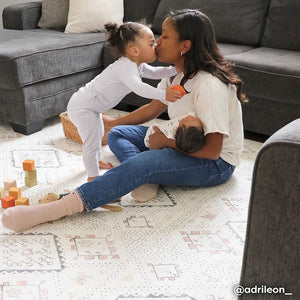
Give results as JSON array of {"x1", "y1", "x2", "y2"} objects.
[{"x1": 148, "y1": 126, "x2": 171, "y2": 149}]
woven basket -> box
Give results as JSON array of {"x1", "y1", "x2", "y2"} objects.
[{"x1": 59, "y1": 112, "x2": 82, "y2": 144}]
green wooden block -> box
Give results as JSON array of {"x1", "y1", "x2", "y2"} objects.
[
  {"x1": 25, "y1": 169, "x2": 37, "y2": 180},
  {"x1": 25, "y1": 176, "x2": 37, "y2": 187}
]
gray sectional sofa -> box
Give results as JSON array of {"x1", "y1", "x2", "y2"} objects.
[
  {"x1": 239, "y1": 118, "x2": 300, "y2": 299},
  {"x1": 0, "y1": 0, "x2": 299, "y2": 135}
]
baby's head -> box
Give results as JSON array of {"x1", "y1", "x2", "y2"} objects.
[
  {"x1": 104, "y1": 22, "x2": 156, "y2": 64},
  {"x1": 175, "y1": 115, "x2": 204, "y2": 154}
]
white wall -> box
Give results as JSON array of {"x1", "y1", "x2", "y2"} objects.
[{"x1": 1, "y1": 0, "x2": 39, "y2": 29}]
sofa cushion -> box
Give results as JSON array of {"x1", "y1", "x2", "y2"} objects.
[
  {"x1": 3, "y1": 2, "x2": 42, "y2": 30},
  {"x1": 0, "y1": 68, "x2": 101, "y2": 126},
  {"x1": 241, "y1": 95, "x2": 300, "y2": 136},
  {"x1": 227, "y1": 47, "x2": 300, "y2": 106},
  {"x1": 261, "y1": 0, "x2": 300, "y2": 51},
  {"x1": 123, "y1": 0, "x2": 160, "y2": 24},
  {"x1": 218, "y1": 43, "x2": 255, "y2": 57},
  {"x1": 0, "y1": 29, "x2": 106, "y2": 89},
  {"x1": 65, "y1": 0, "x2": 124, "y2": 33},
  {"x1": 152, "y1": 0, "x2": 270, "y2": 45},
  {"x1": 38, "y1": 0, "x2": 69, "y2": 30}
]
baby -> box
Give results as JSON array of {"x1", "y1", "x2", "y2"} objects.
[
  {"x1": 144, "y1": 113, "x2": 204, "y2": 153},
  {"x1": 132, "y1": 113, "x2": 204, "y2": 202}
]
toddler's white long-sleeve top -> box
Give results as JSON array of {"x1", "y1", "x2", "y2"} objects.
[{"x1": 72, "y1": 56, "x2": 177, "y2": 113}]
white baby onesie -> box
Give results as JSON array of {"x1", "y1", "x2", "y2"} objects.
[{"x1": 144, "y1": 113, "x2": 196, "y2": 148}]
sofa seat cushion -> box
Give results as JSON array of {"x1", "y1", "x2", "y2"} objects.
[
  {"x1": 0, "y1": 29, "x2": 105, "y2": 89},
  {"x1": 0, "y1": 68, "x2": 102, "y2": 126},
  {"x1": 218, "y1": 43, "x2": 255, "y2": 57},
  {"x1": 227, "y1": 47, "x2": 300, "y2": 106}
]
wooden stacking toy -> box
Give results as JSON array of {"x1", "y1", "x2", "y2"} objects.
[
  {"x1": 16, "y1": 197, "x2": 29, "y2": 206},
  {"x1": 23, "y1": 159, "x2": 37, "y2": 187},
  {"x1": 0, "y1": 187, "x2": 5, "y2": 198},
  {"x1": 1, "y1": 195, "x2": 15, "y2": 208},
  {"x1": 9, "y1": 187, "x2": 21, "y2": 199},
  {"x1": 4, "y1": 179, "x2": 16, "y2": 191}
]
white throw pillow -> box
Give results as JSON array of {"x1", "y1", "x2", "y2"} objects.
[{"x1": 65, "y1": 0, "x2": 124, "y2": 33}]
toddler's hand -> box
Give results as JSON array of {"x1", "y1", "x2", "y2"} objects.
[
  {"x1": 166, "y1": 86, "x2": 182, "y2": 102},
  {"x1": 171, "y1": 84, "x2": 187, "y2": 97}
]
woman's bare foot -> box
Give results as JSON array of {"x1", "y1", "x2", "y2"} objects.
[
  {"x1": 131, "y1": 184, "x2": 159, "y2": 202},
  {"x1": 99, "y1": 160, "x2": 113, "y2": 169}
]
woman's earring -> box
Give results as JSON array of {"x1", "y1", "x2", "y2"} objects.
[{"x1": 180, "y1": 51, "x2": 184, "y2": 56}]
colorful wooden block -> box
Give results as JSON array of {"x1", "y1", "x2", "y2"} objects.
[
  {"x1": 25, "y1": 169, "x2": 37, "y2": 180},
  {"x1": 23, "y1": 159, "x2": 35, "y2": 171},
  {"x1": 9, "y1": 187, "x2": 21, "y2": 199},
  {"x1": 1, "y1": 195, "x2": 15, "y2": 208},
  {"x1": 25, "y1": 176, "x2": 37, "y2": 187},
  {"x1": 16, "y1": 197, "x2": 29, "y2": 206},
  {"x1": 0, "y1": 187, "x2": 5, "y2": 198},
  {"x1": 4, "y1": 179, "x2": 16, "y2": 191}
]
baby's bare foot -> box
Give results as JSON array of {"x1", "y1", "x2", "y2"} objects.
[{"x1": 99, "y1": 160, "x2": 113, "y2": 169}]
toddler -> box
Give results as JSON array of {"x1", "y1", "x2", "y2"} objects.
[{"x1": 67, "y1": 21, "x2": 182, "y2": 182}]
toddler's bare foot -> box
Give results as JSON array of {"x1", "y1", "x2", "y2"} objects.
[
  {"x1": 87, "y1": 176, "x2": 99, "y2": 182},
  {"x1": 102, "y1": 114, "x2": 115, "y2": 145},
  {"x1": 99, "y1": 160, "x2": 113, "y2": 169}
]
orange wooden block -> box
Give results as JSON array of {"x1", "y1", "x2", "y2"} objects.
[
  {"x1": 171, "y1": 84, "x2": 186, "y2": 97},
  {"x1": 16, "y1": 197, "x2": 29, "y2": 206},
  {"x1": 9, "y1": 187, "x2": 21, "y2": 199},
  {"x1": 23, "y1": 159, "x2": 35, "y2": 171},
  {"x1": 1, "y1": 195, "x2": 15, "y2": 208}
]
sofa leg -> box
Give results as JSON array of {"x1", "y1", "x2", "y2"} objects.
[{"x1": 11, "y1": 120, "x2": 45, "y2": 135}]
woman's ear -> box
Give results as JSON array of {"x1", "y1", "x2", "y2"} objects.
[{"x1": 181, "y1": 40, "x2": 192, "y2": 55}]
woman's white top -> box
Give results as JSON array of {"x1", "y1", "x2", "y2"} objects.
[
  {"x1": 68, "y1": 56, "x2": 177, "y2": 113},
  {"x1": 157, "y1": 71, "x2": 244, "y2": 166}
]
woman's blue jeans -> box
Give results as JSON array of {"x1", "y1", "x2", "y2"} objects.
[{"x1": 77, "y1": 125, "x2": 235, "y2": 211}]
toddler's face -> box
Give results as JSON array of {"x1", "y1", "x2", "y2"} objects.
[
  {"x1": 136, "y1": 27, "x2": 157, "y2": 63},
  {"x1": 179, "y1": 115, "x2": 202, "y2": 130}
]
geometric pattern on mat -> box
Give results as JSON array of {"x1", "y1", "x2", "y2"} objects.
[{"x1": 0, "y1": 109, "x2": 262, "y2": 300}]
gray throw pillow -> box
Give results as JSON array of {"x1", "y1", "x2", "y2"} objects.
[{"x1": 38, "y1": 0, "x2": 69, "y2": 30}]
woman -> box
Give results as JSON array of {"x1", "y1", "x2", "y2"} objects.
[{"x1": 2, "y1": 9, "x2": 247, "y2": 232}]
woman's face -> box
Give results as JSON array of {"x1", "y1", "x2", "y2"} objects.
[{"x1": 156, "y1": 17, "x2": 184, "y2": 67}]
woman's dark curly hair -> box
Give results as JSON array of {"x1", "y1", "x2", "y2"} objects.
[{"x1": 168, "y1": 9, "x2": 248, "y2": 103}]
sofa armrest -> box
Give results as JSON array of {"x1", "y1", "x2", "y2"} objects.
[
  {"x1": 239, "y1": 118, "x2": 300, "y2": 298},
  {"x1": 2, "y1": 1, "x2": 42, "y2": 30}
]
